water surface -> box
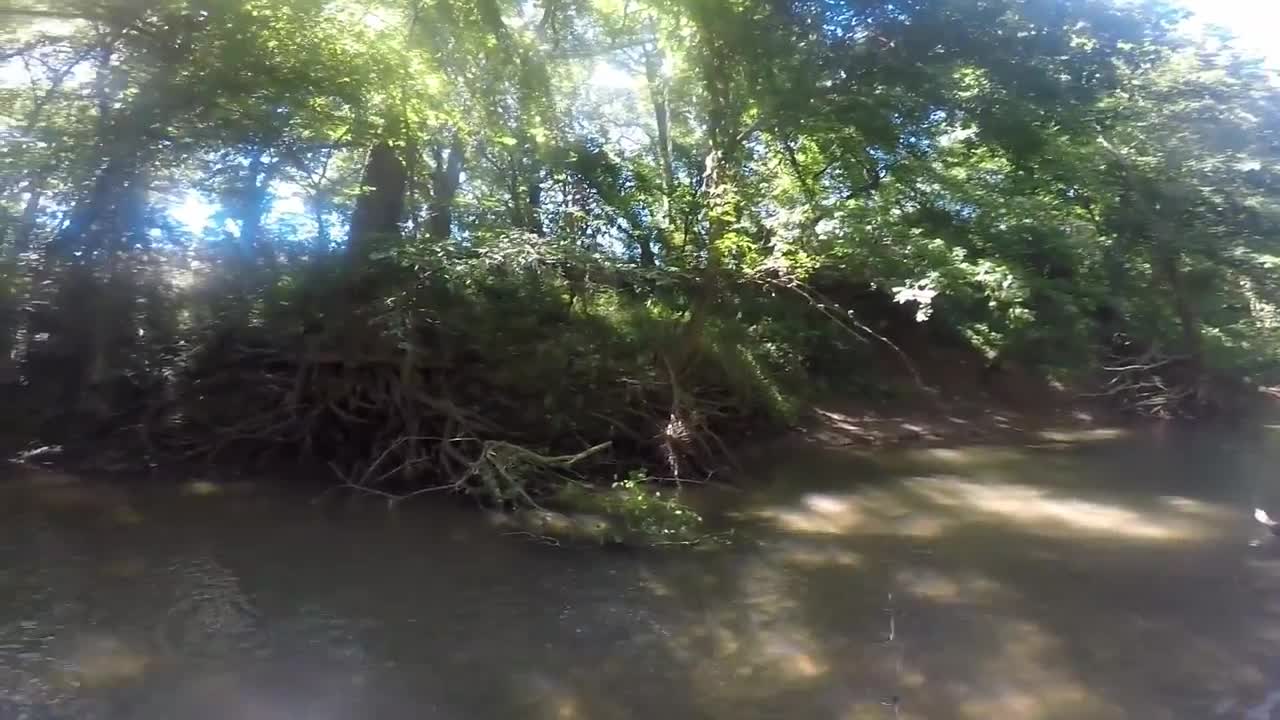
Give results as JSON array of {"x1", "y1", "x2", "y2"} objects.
[{"x1": 2, "y1": 426, "x2": 1279, "y2": 719}]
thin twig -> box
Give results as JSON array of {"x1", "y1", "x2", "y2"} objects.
[{"x1": 757, "y1": 274, "x2": 928, "y2": 390}]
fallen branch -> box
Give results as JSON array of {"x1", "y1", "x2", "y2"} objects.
[{"x1": 756, "y1": 273, "x2": 928, "y2": 391}]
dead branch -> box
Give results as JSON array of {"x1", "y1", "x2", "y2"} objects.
[{"x1": 756, "y1": 273, "x2": 928, "y2": 391}]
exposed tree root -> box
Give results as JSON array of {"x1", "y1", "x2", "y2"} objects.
[{"x1": 130, "y1": 324, "x2": 740, "y2": 501}]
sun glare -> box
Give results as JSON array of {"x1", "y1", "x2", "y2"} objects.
[
  {"x1": 588, "y1": 61, "x2": 636, "y2": 90},
  {"x1": 170, "y1": 193, "x2": 215, "y2": 231}
]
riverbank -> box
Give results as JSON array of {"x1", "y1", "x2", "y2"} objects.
[
  {"x1": 796, "y1": 395, "x2": 1118, "y2": 451},
  {"x1": 0, "y1": 386, "x2": 1168, "y2": 478},
  {"x1": 5, "y1": 361, "x2": 1271, "y2": 493}
]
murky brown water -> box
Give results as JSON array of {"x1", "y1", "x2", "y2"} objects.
[{"x1": 2, "y1": 426, "x2": 1280, "y2": 719}]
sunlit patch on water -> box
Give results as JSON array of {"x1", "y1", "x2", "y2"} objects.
[
  {"x1": 53, "y1": 633, "x2": 154, "y2": 689},
  {"x1": 181, "y1": 479, "x2": 223, "y2": 497},
  {"x1": 908, "y1": 446, "x2": 1035, "y2": 468},
  {"x1": 646, "y1": 557, "x2": 843, "y2": 709},
  {"x1": 760, "y1": 638, "x2": 827, "y2": 680},
  {"x1": 749, "y1": 487, "x2": 950, "y2": 538},
  {"x1": 752, "y1": 492, "x2": 871, "y2": 535},
  {"x1": 893, "y1": 567, "x2": 1009, "y2": 605},
  {"x1": 750, "y1": 475, "x2": 1225, "y2": 543},
  {"x1": 752, "y1": 472, "x2": 1236, "y2": 545},
  {"x1": 905, "y1": 476, "x2": 1215, "y2": 541},
  {"x1": 1035, "y1": 427, "x2": 1130, "y2": 443},
  {"x1": 773, "y1": 539, "x2": 864, "y2": 569},
  {"x1": 548, "y1": 694, "x2": 583, "y2": 720},
  {"x1": 933, "y1": 619, "x2": 1125, "y2": 719}
]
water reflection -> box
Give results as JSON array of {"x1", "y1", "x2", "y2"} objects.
[{"x1": 1, "y1": 428, "x2": 1279, "y2": 718}]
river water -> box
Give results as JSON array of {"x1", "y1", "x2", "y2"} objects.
[{"x1": 2, "y1": 426, "x2": 1280, "y2": 719}]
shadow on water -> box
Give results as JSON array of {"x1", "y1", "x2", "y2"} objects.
[
  {"x1": 725, "y1": 425, "x2": 1280, "y2": 719},
  {"x1": 2, "y1": 424, "x2": 1280, "y2": 719}
]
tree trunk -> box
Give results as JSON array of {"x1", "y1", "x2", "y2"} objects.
[
  {"x1": 47, "y1": 53, "x2": 162, "y2": 414},
  {"x1": 508, "y1": 142, "x2": 544, "y2": 235},
  {"x1": 238, "y1": 150, "x2": 277, "y2": 272},
  {"x1": 1142, "y1": 185, "x2": 1203, "y2": 368},
  {"x1": 13, "y1": 174, "x2": 45, "y2": 256},
  {"x1": 1098, "y1": 138, "x2": 1206, "y2": 371},
  {"x1": 347, "y1": 141, "x2": 408, "y2": 266},
  {"x1": 644, "y1": 41, "x2": 675, "y2": 201},
  {"x1": 678, "y1": 28, "x2": 740, "y2": 367},
  {"x1": 642, "y1": 39, "x2": 672, "y2": 267},
  {"x1": 313, "y1": 197, "x2": 330, "y2": 252},
  {"x1": 1155, "y1": 250, "x2": 1202, "y2": 366},
  {"x1": 428, "y1": 136, "x2": 465, "y2": 243}
]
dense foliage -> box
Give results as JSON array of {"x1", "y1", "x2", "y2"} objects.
[{"x1": 1, "y1": 0, "x2": 1278, "y2": 500}]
